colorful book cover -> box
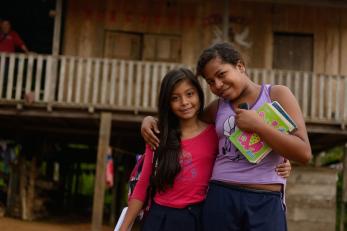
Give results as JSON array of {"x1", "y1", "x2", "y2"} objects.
[{"x1": 229, "y1": 101, "x2": 296, "y2": 164}]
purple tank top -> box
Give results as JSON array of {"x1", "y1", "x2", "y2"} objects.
[{"x1": 211, "y1": 84, "x2": 286, "y2": 185}]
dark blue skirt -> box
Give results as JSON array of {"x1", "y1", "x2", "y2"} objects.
[
  {"x1": 141, "y1": 201, "x2": 203, "y2": 231},
  {"x1": 202, "y1": 181, "x2": 287, "y2": 231}
]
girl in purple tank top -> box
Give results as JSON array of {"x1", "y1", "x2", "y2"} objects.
[{"x1": 194, "y1": 42, "x2": 312, "y2": 231}]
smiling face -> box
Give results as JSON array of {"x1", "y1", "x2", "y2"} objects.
[
  {"x1": 170, "y1": 79, "x2": 201, "y2": 122},
  {"x1": 202, "y1": 57, "x2": 246, "y2": 100}
]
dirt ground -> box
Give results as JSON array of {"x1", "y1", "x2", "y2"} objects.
[{"x1": 0, "y1": 217, "x2": 114, "y2": 231}]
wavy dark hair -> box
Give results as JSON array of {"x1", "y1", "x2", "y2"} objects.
[
  {"x1": 196, "y1": 42, "x2": 245, "y2": 78},
  {"x1": 153, "y1": 67, "x2": 205, "y2": 192}
]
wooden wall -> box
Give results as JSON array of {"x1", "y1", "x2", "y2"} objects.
[
  {"x1": 286, "y1": 166, "x2": 337, "y2": 231},
  {"x1": 63, "y1": 0, "x2": 347, "y2": 75}
]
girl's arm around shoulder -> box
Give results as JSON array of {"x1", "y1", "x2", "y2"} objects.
[
  {"x1": 266, "y1": 85, "x2": 312, "y2": 164},
  {"x1": 199, "y1": 99, "x2": 219, "y2": 124}
]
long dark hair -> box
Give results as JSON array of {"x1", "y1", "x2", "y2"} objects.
[
  {"x1": 153, "y1": 67, "x2": 205, "y2": 192},
  {"x1": 196, "y1": 42, "x2": 245, "y2": 78}
]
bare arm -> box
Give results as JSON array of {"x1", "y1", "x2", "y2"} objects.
[
  {"x1": 235, "y1": 85, "x2": 312, "y2": 164},
  {"x1": 119, "y1": 199, "x2": 143, "y2": 231}
]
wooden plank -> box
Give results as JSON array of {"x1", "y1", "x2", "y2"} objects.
[
  {"x1": 326, "y1": 75, "x2": 332, "y2": 119},
  {"x1": 52, "y1": 0, "x2": 62, "y2": 56},
  {"x1": 19, "y1": 156, "x2": 27, "y2": 220},
  {"x1": 294, "y1": 71, "x2": 300, "y2": 101},
  {"x1": 34, "y1": 55, "x2": 43, "y2": 101},
  {"x1": 344, "y1": 77, "x2": 347, "y2": 123},
  {"x1": 101, "y1": 59, "x2": 109, "y2": 104},
  {"x1": 340, "y1": 143, "x2": 347, "y2": 231},
  {"x1": 134, "y1": 62, "x2": 142, "y2": 109},
  {"x1": 67, "y1": 57, "x2": 75, "y2": 103},
  {"x1": 6, "y1": 54, "x2": 15, "y2": 100},
  {"x1": 84, "y1": 58, "x2": 92, "y2": 104},
  {"x1": 117, "y1": 60, "x2": 125, "y2": 106},
  {"x1": 253, "y1": 69, "x2": 259, "y2": 84},
  {"x1": 109, "y1": 60, "x2": 117, "y2": 105},
  {"x1": 310, "y1": 73, "x2": 317, "y2": 119},
  {"x1": 278, "y1": 70, "x2": 284, "y2": 85},
  {"x1": 151, "y1": 63, "x2": 159, "y2": 109},
  {"x1": 92, "y1": 59, "x2": 100, "y2": 104},
  {"x1": 75, "y1": 58, "x2": 84, "y2": 103},
  {"x1": 142, "y1": 62, "x2": 151, "y2": 107},
  {"x1": 335, "y1": 76, "x2": 340, "y2": 121},
  {"x1": 0, "y1": 53, "x2": 6, "y2": 97},
  {"x1": 27, "y1": 157, "x2": 36, "y2": 221},
  {"x1": 44, "y1": 56, "x2": 53, "y2": 102},
  {"x1": 261, "y1": 69, "x2": 267, "y2": 84},
  {"x1": 269, "y1": 69, "x2": 275, "y2": 85},
  {"x1": 91, "y1": 112, "x2": 112, "y2": 231},
  {"x1": 25, "y1": 55, "x2": 34, "y2": 94},
  {"x1": 126, "y1": 61, "x2": 134, "y2": 107},
  {"x1": 15, "y1": 55, "x2": 25, "y2": 100},
  {"x1": 160, "y1": 63, "x2": 167, "y2": 81},
  {"x1": 343, "y1": 143, "x2": 347, "y2": 202},
  {"x1": 58, "y1": 57, "x2": 66, "y2": 102},
  {"x1": 285, "y1": 71, "x2": 292, "y2": 91},
  {"x1": 302, "y1": 72, "x2": 309, "y2": 117},
  {"x1": 318, "y1": 74, "x2": 324, "y2": 119}
]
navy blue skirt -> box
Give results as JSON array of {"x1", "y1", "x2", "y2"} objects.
[
  {"x1": 202, "y1": 181, "x2": 287, "y2": 231},
  {"x1": 141, "y1": 201, "x2": 203, "y2": 231}
]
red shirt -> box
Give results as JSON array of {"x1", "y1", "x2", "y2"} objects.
[
  {"x1": 0, "y1": 31, "x2": 25, "y2": 52},
  {"x1": 131, "y1": 125, "x2": 218, "y2": 208}
]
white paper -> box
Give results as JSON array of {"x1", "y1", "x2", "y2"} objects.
[{"x1": 114, "y1": 207, "x2": 132, "y2": 231}]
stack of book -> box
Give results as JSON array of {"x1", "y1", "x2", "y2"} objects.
[{"x1": 229, "y1": 101, "x2": 297, "y2": 164}]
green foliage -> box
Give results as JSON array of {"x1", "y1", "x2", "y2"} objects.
[{"x1": 320, "y1": 146, "x2": 343, "y2": 166}]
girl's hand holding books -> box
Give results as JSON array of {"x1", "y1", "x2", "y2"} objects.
[{"x1": 234, "y1": 108, "x2": 265, "y2": 133}]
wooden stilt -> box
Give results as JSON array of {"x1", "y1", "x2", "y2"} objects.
[
  {"x1": 27, "y1": 157, "x2": 36, "y2": 221},
  {"x1": 19, "y1": 156, "x2": 27, "y2": 220},
  {"x1": 91, "y1": 112, "x2": 112, "y2": 231},
  {"x1": 340, "y1": 143, "x2": 347, "y2": 231}
]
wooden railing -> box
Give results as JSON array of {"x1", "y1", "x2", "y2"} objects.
[{"x1": 0, "y1": 53, "x2": 346, "y2": 127}]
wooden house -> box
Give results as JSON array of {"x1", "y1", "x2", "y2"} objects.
[{"x1": 0, "y1": 0, "x2": 347, "y2": 230}]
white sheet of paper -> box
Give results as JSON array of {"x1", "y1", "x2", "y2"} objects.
[{"x1": 114, "y1": 207, "x2": 132, "y2": 231}]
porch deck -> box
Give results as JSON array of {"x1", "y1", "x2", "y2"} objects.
[{"x1": 0, "y1": 52, "x2": 346, "y2": 151}]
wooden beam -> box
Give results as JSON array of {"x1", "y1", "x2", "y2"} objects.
[
  {"x1": 240, "y1": 0, "x2": 347, "y2": 8},
  {"x1": 91, "y1": 113, "x2": 112, "y2": 231},
  {"x1": 0, "y1": 108, "x2": 148, "y2": 122},
  {"x1": 341, "y1": 143, "x2": 347, "y2": 231},
  {"x1": 223, "y1": 0, "x2": 229, "y2": 41},
  {"x1": 27, "y1": 157, "x2": 36, "y2": 221},
  {"x1": 52, "y1": 0, "x2": 62, "y2": 55},
  {"x1": 19, "y1": 156, "x2": 27, "y2": 220}
]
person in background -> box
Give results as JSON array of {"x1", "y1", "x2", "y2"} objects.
[{"x1": 0, "y1": 19, "x2": 29, "y2": 53}]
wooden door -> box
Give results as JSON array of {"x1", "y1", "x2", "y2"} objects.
[
  {"x1": 104, "y1": 31, "x2": 142, "y2": 60},
  {"x1": 273, "y1": 33, "x2": 313, "y2": 71}
]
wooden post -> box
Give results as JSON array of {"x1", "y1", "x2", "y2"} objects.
[
  {"x1": 341, "y1": 143, "x2": 347, "y2": 231},
  {"x1": 52, "y1": 0, "x2": 62, "y2": 56},
  {"x1": 27, "y1": 157, "x2": 37, "y2": 221},
  {"x1": 19, "y1": 156, "x2": 27, "y2": 220},
  {"x1": 223, "y1": 0, "x2": 229, "y2": 42},
  {"x1": 91, "y1": 113, "x2": 112, "y2": 231}
]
